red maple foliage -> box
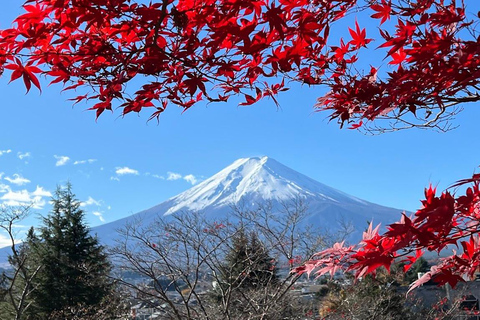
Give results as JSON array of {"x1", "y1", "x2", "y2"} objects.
[
  {"x1": 3, "y1": 0, "x2": 477, "y2": 131},
  {"x1": 2, "y1": 0, "x2": 480, "y2": 291},
  {"x1": 295, "y1": 174, "x2": 480, "y2": 292},
  {"x1": 0, "y1": 0, "x2": 355, "y2": 119}
]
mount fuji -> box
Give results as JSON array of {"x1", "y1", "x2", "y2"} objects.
[{"x1": 92, "y1": 156, "x2": 404, "y2": 246}]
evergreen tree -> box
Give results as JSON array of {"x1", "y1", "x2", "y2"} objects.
[
  {"x1": 209, "y1": 229, "x2": 281, "y2": 318},
  {"x1": 29, "y1": 183, "x2": 112, "y2": 317},
  {"x1": 222, "y1": 229, "x2": 278, "y2": 290}
]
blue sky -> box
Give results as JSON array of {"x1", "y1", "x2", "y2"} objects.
[{"x1": 0, "y1": 1, "x2": 479, "y2": 246}]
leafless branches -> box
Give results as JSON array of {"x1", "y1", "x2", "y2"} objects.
[
  {"x1": 0, "y1": 204, "x2": 40, "y2": 320},
  {"x1": 111, "y1": 200, "x2": 331, "y2": 319}
]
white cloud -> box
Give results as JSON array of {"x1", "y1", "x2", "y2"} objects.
[
  {"x1": 54, "y1": 155, "x2": 70, "y2": 166},
  {"x1": 32, "y1": 186, "x2": 52, "y2": 198},
  {"x1": 4, "y1": 174, "x2": 31, "y2": 186},
  {"x1": 17, "y1": 152, "x2": 31, "y2": 160},
  {"x1": 0, "y1": 233, "x2": 13, "y2": 248},
  {"x1": 1, "y1": 189, "x2": 31, "y2": 203},
  {"x1": 165, "y1": 172, "x2": 198, "y2": 185},
  {"x1": 81, "y1": 196, "x2": 101, "y2": 207},
  {"x1": 116, "y1": 167, "x2": 139, "y2": 176},
  {"x1": 167, "y1": 172, "x2": 182, "y2": 181},
  {"x1": 0, "y1": 184, "x2": 9, "y2": 193},
  {"x1": 74, "y1": 159, "x2": 97, "y2": 165},
  {"x1": 110, "y1": 176, "x2": 120, "y2": 181},
  {"x1": 0, "y1": 186, "x2": 54, "y2": 209},
  {"x1": 92, "y1": 211, "x2": 105, "y2": 222},
  {"x1": 0, "y1": 150, "x2": 11, "y2": 156},
  {"x1": 0, "y1": 172, "x2": 3, "y2": 180},
  {"x1": 152, "y1": 174, "x2": 165, "y2": 180},
  {"x1": 183, "y1": 174, "x2": 198, "y2": 185}
]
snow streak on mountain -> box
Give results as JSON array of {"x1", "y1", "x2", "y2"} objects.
[{"x1": 93, "y1": 156, "x2": 404, "y2": 245}]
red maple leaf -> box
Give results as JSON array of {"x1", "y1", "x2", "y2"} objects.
[
  {"x1": 5, "y1": 59, "x2": 42, "y2": 93},
  {"x1": 371, "y1": 0, "x2": 392, "y2": 25},
  {"x1": 389, "y1": 49, "x2": 406, "y2": 65},
  {"x1": 348, "y1": 21, "x2": 372, "y2": 49}
]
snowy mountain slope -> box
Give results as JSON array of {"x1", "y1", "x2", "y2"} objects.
[
  {"x1": 163, "y1": 156, "x2": 367, "y2": 214},
  {"x1": 92, "y1": 156, "x2": 404, "y2": 246}
]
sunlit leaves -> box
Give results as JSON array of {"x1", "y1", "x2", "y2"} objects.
[
  {"x1": 0, "y1": 0, "x2": 358, "y2": 118},
  {"x1": 348, "y1": 21, "x2": 372, "y2": 49},
  {"x1": 371, "y1": 0, "x2": 392, "y2": 24},
  {"x1": 0, "y1": 0, "x2": 477, "y2": 129},
  {"x1": 5, "y1": 59, "x2": 42, "y2": 93},
  {"x1": 298, "y1": 172, "x2": 480, "y2": 292},
  {"x1": 316, "y1": 0, "x2": 479, "y2": 132}
]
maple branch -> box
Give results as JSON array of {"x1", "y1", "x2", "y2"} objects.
[
  {"x1": 442, "y1": 93, "x2": 480, "y2": 104},
  {"x1": 359, "y1": 96, "x2": 470, "y2": 134},
  {"x1": 153, "y1": 0, "x2": 170, "y2": 48}
]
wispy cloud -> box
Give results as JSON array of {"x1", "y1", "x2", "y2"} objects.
[
  {"x1": 145, "y1": 172, "x2": 165, "y2": 179},
  {"x1": 17, "y1": 152, "x2": 31, "y2": 160},
  {"x1": 116, "y1": 167, "x2": 139, "y2": 176},
  {"x1": 183, "y1": 174, "x2": 198, "y2": 185},
  {"x1": 81, "y1": 196, "x2": 101, "y2": 207},
  {"x1": 167, "y1": 172, "x2": 182, "y2": 181},
  {"x1": 0, "y1": 184, "x2": 8, "y2": 193},
  {"x1": 92, "y1": 211, "x2": 105, "y2": 222},
  {"x1": 110, "y1": 176, "x2": 120, "y2": 182},
  {"x1": 4, "y1": 174, "x2": 31, "y2": 186},
  {"x1": 54, "y1": 155, "x2": 70, "y2": 167},
  {"x1": 0, "y1": 150, "x2": 12, "y2": 156},
  {"x1": 166, "y1": 172, "x2": 198, "y2": 185},
  {"x1": 74, "y1": 159, "x2": 97, "y2": 165}
]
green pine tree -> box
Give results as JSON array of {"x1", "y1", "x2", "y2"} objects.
[
  {"x1": 29, "y1": 183, "x2": 112, "y2": 318},
  {"x1": 209, "y1": 229, "x2": 280, "y2": 318},
  {"x1": 222, "y1": 229, "x2": 278, "y2": 290}
]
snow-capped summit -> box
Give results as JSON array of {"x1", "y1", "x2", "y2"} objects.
[
  {"x1": 92, "y1": 156, "x2": 404, "y2": 246},
  {"x1": 164, "y1": 156, "x2": 366, "y2": 214}
]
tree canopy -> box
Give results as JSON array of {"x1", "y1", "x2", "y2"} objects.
[{"x1": 1, "y1": 0, "x2": 478, "y2": 131}]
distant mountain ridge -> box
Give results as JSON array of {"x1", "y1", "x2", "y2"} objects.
[{"x1": 92, "y1": 156, "x2": 404, "y2": 246}]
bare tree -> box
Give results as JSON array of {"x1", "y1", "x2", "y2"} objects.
[
  {"x1": 111, "y1": 200, "x2": 346, "y2": 320},
  {"x1": 0, "y1": 205, "x2": 41, "y2": 320}
]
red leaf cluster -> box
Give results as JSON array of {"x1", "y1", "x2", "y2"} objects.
[
  {"x1": 315, "y1": 0, "x2": 480, "y2": 131},
  {"x1": 0, "y1": 0, "x2": 356, "y2": 118},
  {"x1": 295, "y1": 172, "x2": 480, "y2": 292},
  {"x1": 1, "y1": 1, "x2": 477, "y2": 129}
]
